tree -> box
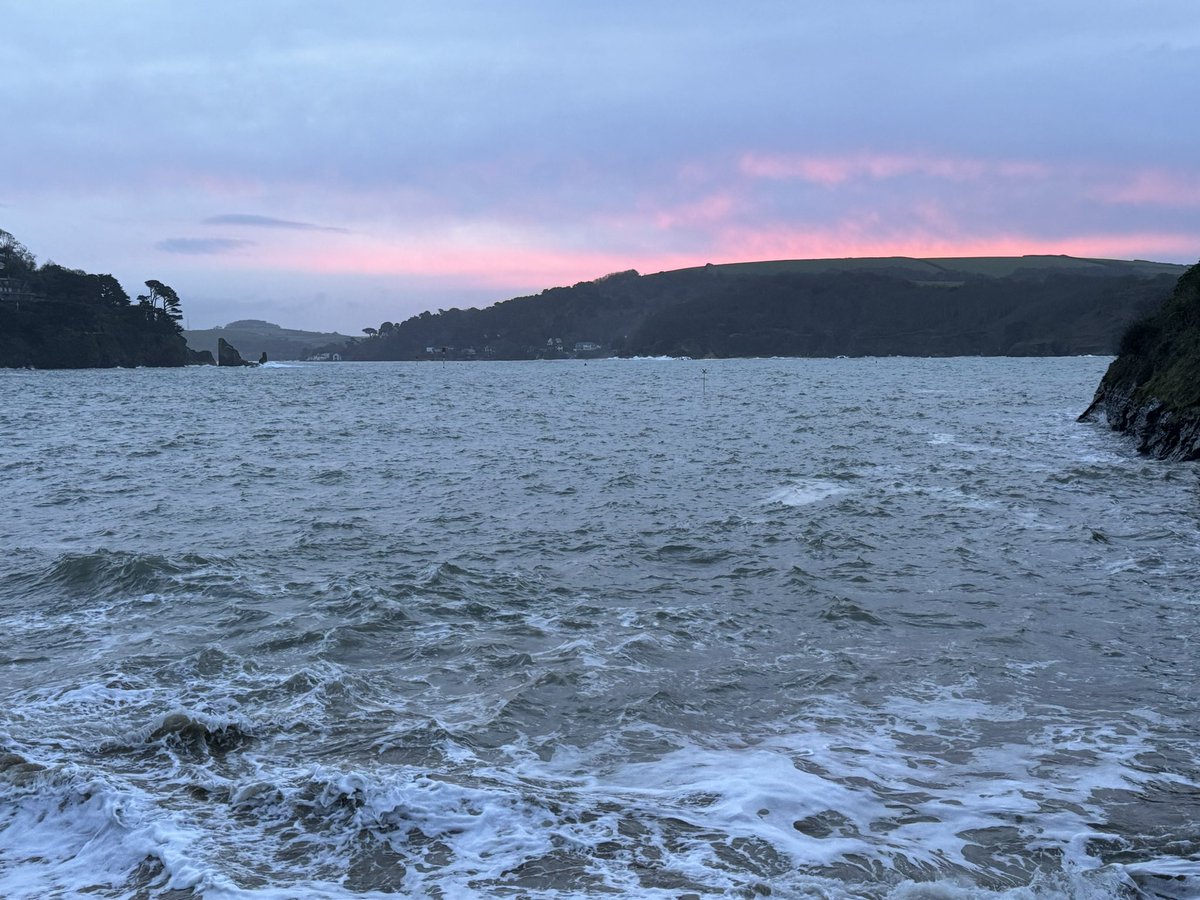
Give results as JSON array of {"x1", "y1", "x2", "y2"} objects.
[
  {"x1": 362, "y1": 327, "x2": 378, "y2": 338},
  {"x1": 0, "y1": 229, "x2": 36, "y2": 273},
  {"x1": 143, "y1": 279, "x2": 182, "y2": 324},
  {"x1": 97, "y1": 274, "x2": 129, "y2": 307}
]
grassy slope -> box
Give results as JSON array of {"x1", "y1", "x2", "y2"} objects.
[{"x1": 674, "y1": 255, "x2": 1187, "y2": 280}]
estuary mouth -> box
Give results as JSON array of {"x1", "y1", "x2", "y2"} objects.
[{"x1": 1, "y1": 357, "x2": 1198, "y2": 898}]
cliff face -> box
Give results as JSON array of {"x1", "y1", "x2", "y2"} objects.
[
  {"x1": 1080, "y1": 261, "x2": 1200, "y2": 460},
  {"x1": 0, "y1": 297, "x2": 194, "y2": 368},
  {"x1": 217, "y1": 337, "x2": 257, "y2": 366}
]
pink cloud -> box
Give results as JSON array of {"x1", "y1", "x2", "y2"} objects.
[
  {"x1": 170, "y1": 164, "x2": 1198, "y2": 297},
  {"x1": 712, "y1": 224, "x2": 1199, "y2": 265},
  {"x1": 739, "y1": 152, "x2": 1049, "y2": 185},
  {"x1": 1092, "y1": 169, "x2": 1200, "y2": 208},
  {"x1": 239, "y1": 236, "x2": 704, "y2": 289},
  {"x1": 650, "y1": 192, "x2": 740, "y2": 231},
  {"x1": 214, "y1": 222, "x2": 1197, "y2": 298}
]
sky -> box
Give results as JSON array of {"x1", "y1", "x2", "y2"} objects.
[{"x1": 2, "y1": 2, "x2": 1199, "y2": 333}]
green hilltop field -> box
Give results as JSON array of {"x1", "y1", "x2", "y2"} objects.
[{"x1": 686, "y1": 255, "x2": 1186, "y2": 279}]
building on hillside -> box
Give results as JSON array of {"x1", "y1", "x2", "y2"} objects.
[{"x1": 0, "y1": 276, "x2": 37, "y2": 308}]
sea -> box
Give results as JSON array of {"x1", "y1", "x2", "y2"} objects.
[{"x1": 0, "y1": 357, "x2": 1197, "y2": 900}]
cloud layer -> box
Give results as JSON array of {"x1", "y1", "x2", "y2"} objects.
[
  {"x1": 203, "y1": 214, "x2": 349, "y2": 233},
  {"x1": 156, "y1": 237, "x2": 255, "y2": 255},
  {"x1": 2, "y1": 1, "x2": 1198, "y2": 330}
]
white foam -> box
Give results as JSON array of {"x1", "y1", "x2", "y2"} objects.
[
  {"x1": 766, "y1": 479, "x2": 850, "y2": 506},
  {"x1": 2, "y1": 696, "x2": 1196, "y2": 899},
  {"x1": 0, "y1": 760, "x2": 210, "y2": 899}
]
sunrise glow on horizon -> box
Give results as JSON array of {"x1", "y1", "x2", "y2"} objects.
[{"x1": 3, "y1": 4, "x2": 1198, "y2": 331}]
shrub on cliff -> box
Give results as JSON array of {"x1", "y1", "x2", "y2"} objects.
[{"x1": 1103, "y1": 262, "x2": 1200, "y2": 414}]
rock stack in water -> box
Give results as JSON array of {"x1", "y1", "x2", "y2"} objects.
[
  {"x1": 218, "y1": 337, "x2": 257, "y2": 367},
  {"x1": 1080, "y1": 261, "x2": 1200, "y2": 460}
]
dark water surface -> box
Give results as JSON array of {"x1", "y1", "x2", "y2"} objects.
[{"x1": 1, "y1": 358, "x2": 1197, "y2": 899}]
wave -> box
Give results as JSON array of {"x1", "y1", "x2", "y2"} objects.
[
  {"x1": 0, "y1": 747, "x2": 197, "y2": 899},
  {"x1": 766, "y1": 479, "x2": 851, "y2": 507},
  {"x1": 615, "y1": 355, "x2": 691, "y2": 361},
  {"x1": 3, "y1": 701, "x2": 1196, "y2": 899},
  {"x1": 141, "y1": 710, "x2": 256, "y2": 757},
  {"x1": 6, "y1": 550, "x2": 228, "y2": 603}
]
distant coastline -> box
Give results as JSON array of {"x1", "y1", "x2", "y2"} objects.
[
  {"x1": 4, "y1": 233, "x2": 1191, "y2": 370},
  {"x1": 183, "y1": 319, "x2": 352, "y2": 364},
  {"x1": 336, "y1": 255, "x2": 1187, "y2": 362}
]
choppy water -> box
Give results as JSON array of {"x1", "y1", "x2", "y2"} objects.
[{"x1": 1, "y1": 357, "x2": 1198, "y2": 899}]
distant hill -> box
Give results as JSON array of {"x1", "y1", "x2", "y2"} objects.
[
  {"x1": 184, "y1": 320, "x2": 352, "y2": 361},
  {"x1": 347, "y1": 255, "x2": 1190, "y2": 361}
]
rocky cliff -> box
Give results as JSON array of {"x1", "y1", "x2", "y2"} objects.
[
  {"x1": 0, "y1": 295, "x2": 196, "y2": 368},
  {"x1": 0, "y1": 229, "x2": 197, "y2": 369},
  {"x1": 1080, "y1": 261, "x2": 1200, "y2": 460}
]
